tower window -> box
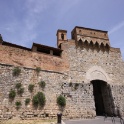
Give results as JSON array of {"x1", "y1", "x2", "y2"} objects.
[
  {"x1": 61, "y1": 33, "x2": 64, "y2": 40},
  {"x1": 79, "y1": 30, "x2": 81, "y2": 33}
]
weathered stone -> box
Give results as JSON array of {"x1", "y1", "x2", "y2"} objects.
[{"x1": 0, "y1": 26, "x2": 124, "y2": 119}]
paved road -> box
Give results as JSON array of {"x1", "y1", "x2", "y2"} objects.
[{"x1": 64, "y1": 116, "x2": 123, "y2": 124}]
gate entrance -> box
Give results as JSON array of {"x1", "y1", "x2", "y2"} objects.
[{"x1": 91, "y1": 80, "x2": 114, "y2": 116}]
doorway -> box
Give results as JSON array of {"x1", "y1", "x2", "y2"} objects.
[{"x1": 91, "y1": 80, "x2": 114, "y2": 116}]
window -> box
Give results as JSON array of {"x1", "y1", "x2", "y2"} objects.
[{"x1": 61, "y1": 33, "x2": 64, "y2": 40}]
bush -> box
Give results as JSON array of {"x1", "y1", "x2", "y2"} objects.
[
  {"x1": 9, "y1": 89, "x2": 16, "y2": 100},
  {"x1": 12, "y1": 67, "x2": 21, "y2": 76},
  {"x1": 15, "y1": 101, "x2": 21, "y2": 109},
  {"x1": 37, "y1": 92, "x2": 46, "y2": 107},
  {"x1": 15, "y1": 83, "x2": 22, "y2": 89},
  {"x1": 32, "y1": 92, "x2": 46, "y2": 107},
  {"x1": 57, "y1": 95, "x2": 66, "y2": 107},
  {"x1": 35, "y1": 67, "x2": 41, "y2": 73},
  {"x1": 17, "y1": 88, "x2": 24, "y2": 96},
  {"x1": 25, "y1": 98, "x2": 30, "y2": 105},
  {"x1": 28, "y1": 84, "x2": 34, "y2": 92},
  {"x1": 32, "y1": 95, "x2": 39, "y2": 107},
  {"x1": 39, "y1": 81, "x2": 46, "y2": 89}
]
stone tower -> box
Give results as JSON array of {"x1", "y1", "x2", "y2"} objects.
[{"x1": 56, "y1": 29, "x2": 67, "y2": 48}]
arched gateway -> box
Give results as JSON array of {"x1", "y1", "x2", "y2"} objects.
[{"x1": 86, "y1": 66, "x2": 114, "y2": 116}]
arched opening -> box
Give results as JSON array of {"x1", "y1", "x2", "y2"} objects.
[
  {"x1": 94, "y1": 42, "x2": 100, "y2": 52},
  {"x1": 89, "y1": 41, "x2": 94, "y2": 50},
  {"x1": 61, "y1": 33, "x2": 64, "y2": 40},
  {"x1": 105, "y1": 43, "x2": 110, "y2": 53},
  {"x1": 78, "y1": 39, "x2": 83, "y2": 49},
  {"x1": 100, "y1": 43, "x2": 105, "y2": 52},
  {"x1": 91, "y1": 80, "x2": 114, "y2": 116},
  {"x1": 84, "y1": 40, "x2": 89, "y2": 50}
]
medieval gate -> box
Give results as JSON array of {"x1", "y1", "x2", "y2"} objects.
[{"x1": 86, "y1": 66, "x2": 115, "y2": 116}]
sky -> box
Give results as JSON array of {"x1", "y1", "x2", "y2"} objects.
[{"x1": 0, "y1": 0, "x2": 124, "y2": 59}]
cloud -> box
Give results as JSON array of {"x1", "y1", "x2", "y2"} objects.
[
  {"x1": 19, "y1": 0, "x2": 56, "y2": 46},
  {"x1": 3, "y1": 0, "x2": 52, "y2": 47},
  {"x1": 109, "y1": 21, "x2": 124, "y2": 35},
  {"x1": 25, "y1": 0, "x2": 48, "y2": 15},
  {"x1": 22, "y1": 0, "x2": 50, "y2": 37}
]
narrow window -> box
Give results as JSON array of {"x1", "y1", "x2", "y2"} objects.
[{"x1": 61, "y1": 33, "x2": 64, "y2": 40}]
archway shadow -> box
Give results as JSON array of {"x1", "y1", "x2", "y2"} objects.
[{"x1": 91, "y1": 80, "x2": 115, "y2": 117}]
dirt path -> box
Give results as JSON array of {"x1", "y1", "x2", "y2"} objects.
[{"x1": 0, "y1": 119, "x2": 56, "y2": 124}]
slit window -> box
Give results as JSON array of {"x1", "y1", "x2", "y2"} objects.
[{"x1": 61, "y1": 33, "x2": 64, "y2": 40}]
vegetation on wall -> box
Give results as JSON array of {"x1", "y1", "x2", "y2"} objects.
[
  {"x1": 25, "y1": 98, "x2": 31, "y2": 105},
  {"x1": 15, "y1": 83, "x2": 22, "y2": 89},
  {"x1": 35, "y1": 67, "x2": 41, "y2": 74},
  {"x1": 12, "y1": 67, "x2": 21, "y2": 76},
  {"x1": 9, "y1": 89, "x2": 16, "y2": 100},
  {"x1": 17, "y1": 87, "x2": 24, "y2": 96},
  {"x1": 32, "y1": 92, "x2": 46, "y2": 107},
  {"x1": 39, "y1": 81, "x2": 46, "y2": 89},
  {"x1": 15, "y1": 101, "x2": 22, "y2": 109},
  {"x1": 32, "y1": 95, "x2": 39, "y2": 107},
  {"x1": 57, "y1": 95, "x2": 66, "y2": 107},
  {"x1": 28, "y1": 84, "x2": 34, "y2": 93},
  {"x1": 15, "y1": 83, "x2": 24, "y2": 96}
]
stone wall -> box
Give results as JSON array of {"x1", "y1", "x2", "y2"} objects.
[
  {"x1": 0, "y1": 63, "x2": 96, "y2": 119},
  {"x1": 0, "y1": 45, "x2": 68, "y2": 72},
  {"x1": 61, "y1": 40, "x2": 124, "y2": 116},
  {"x1": 0, "y1": 64, "x2": 67, "y2": 119},
  {"x1": 0, "y1": 27, "x2": 124, "y2": 120},
  {"x1": 0, "y1": 39, "x2": 124, "y2": 119}
]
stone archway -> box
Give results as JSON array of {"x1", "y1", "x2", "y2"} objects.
[
  {"x1": 86, "y1": 66, "x2": 114, "y2": 116},
  {"x1": 86, "y1": 66, "x2": 111, "y2": 82}
]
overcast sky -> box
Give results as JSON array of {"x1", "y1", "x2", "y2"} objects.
[{"x1": 0, "y1": 0, "x2": 124, "y2": 59}]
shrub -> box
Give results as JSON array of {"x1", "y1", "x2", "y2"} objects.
[
  {"x1": 25, "y1": 98, "x2": 30, "y2": 105},
  {"x1": 32, "y1": 95, "x2": 39, "y2": 107},
  {"x1": 12, "y1": 67, "x2": 21, "y2": 76},
  {"x1": 28, "y1": 84, "x2": 34, "y2": 92},
  {"x1": 32, "y1": 92, "x2": 46, "y2": 107},
  {"x1": 15, "y1": 101, "x2": 21, "y2": 109},
  {"x1": 57, "y1": 95, "x2": 66, "y2": 107},
  {"x1": 9, "y1": 89, "x2": 16, "y2": 100},
  {"x1": 37, "y1": 92, "x2": 46, "y2": 107},
  {"x1": 15, "y1": 83, "x2": 22, "y2": 89},
  {"x1": 35, "y1": 67, "x2": 41, "y2": 73},
  {"x1": 17, "y1": 88, "x2": 24, "y2": 96},
  {"x1": 39, "y1": 81, "x2": 46, "y2": 89}
]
